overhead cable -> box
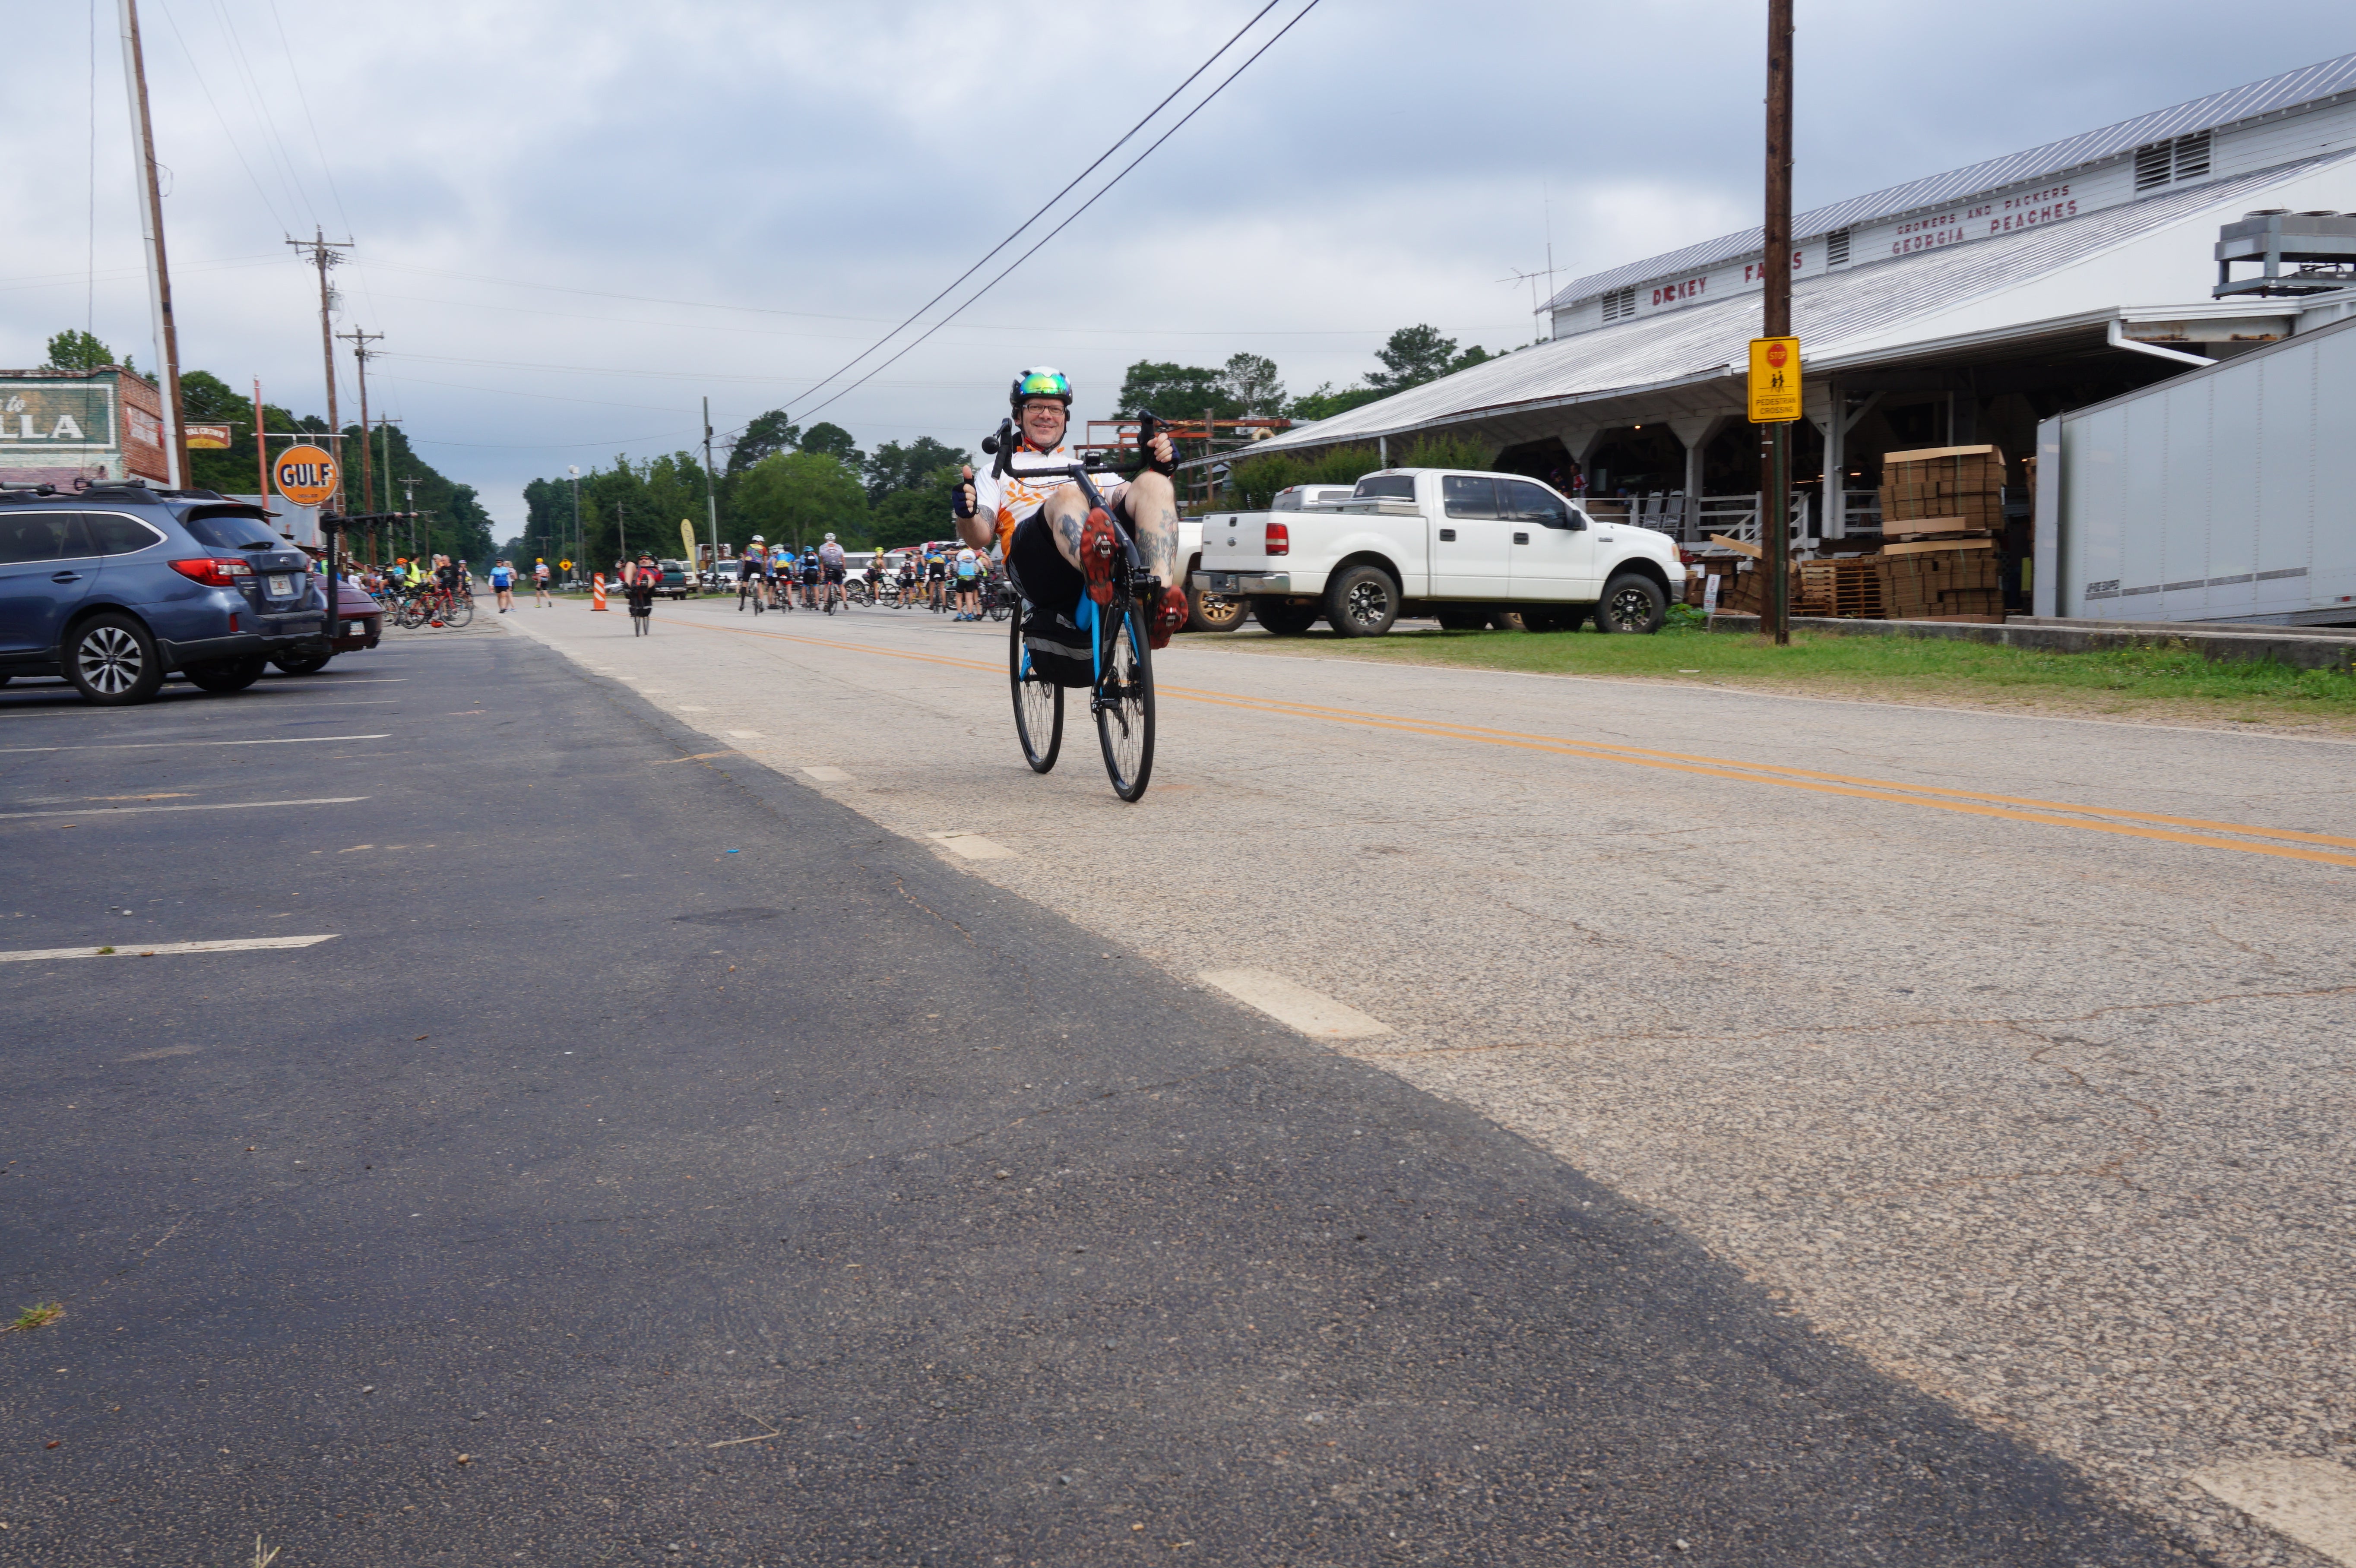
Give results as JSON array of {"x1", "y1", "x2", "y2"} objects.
[
  {"x1": 791, "y1": 0, "x2": 1323, "y2": 427},
  {"x1": 781, "y1": 0, "x2": 1288, "y2": 417}
]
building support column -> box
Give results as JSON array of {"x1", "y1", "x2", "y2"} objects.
[
  {"x1": 1556, "y1": 424, "x2": 1612, "y2": 503},
  {"x1": 1806, "y1": 386, "x2": 1882, "y2": 539},
  {"x1": 1667, "y1": 415, "x2": 1729, "y2": 541}
]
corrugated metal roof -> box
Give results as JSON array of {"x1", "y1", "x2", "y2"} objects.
[
  {"x1": 1547, "y1": 51, "x2": 2356, "y2": 309},
  {"x1": 1248, "y1": 156, "x2": 2346, "y2": 457}
]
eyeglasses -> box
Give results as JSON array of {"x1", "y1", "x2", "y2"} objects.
[{"x1": 1020, "y1": 401, "x2": 1066, "y2": 416}]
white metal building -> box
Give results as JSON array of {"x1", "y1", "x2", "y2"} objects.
[{"x1": 1244, "y1": 54, "x2": 2356, "y2": 606}]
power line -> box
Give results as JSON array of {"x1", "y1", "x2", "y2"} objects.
[
  {"x1": 782, "y1": 0, "x2": 1288, "y2": 417},
  {"x1": 793, "y1": 0, "x2": 1324, "y2": 427}
]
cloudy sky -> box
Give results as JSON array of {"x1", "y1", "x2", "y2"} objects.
[{"x1": 7, "y1": 1, "x2": 2348, "y2": 528}]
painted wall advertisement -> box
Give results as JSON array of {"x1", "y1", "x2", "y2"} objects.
[{"x1": 0, "y1": 379, "x2": 116, "y2": 451}]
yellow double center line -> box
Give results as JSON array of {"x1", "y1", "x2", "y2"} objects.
[{"x1": 676, "y1": 618, "x2": 2356, "y2": 870}]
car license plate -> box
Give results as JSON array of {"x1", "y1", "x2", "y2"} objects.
[
  {"x1": 343, "y1": 620, "x2": 366, "y2": 637},
  {"x1": 1207, "y1": 573, "x2": 1239, "y2": 592},
  {"x1": 266, "y1": 574, "x2": 295, "y2": 597}
]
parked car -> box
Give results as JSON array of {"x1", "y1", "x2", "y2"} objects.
[
  {"x1": 1194, "y1": 468, "x2": 1686, "y2": 637},
  {"x1": 0, "y1": 482, "x2": 330, "y2": 703}
]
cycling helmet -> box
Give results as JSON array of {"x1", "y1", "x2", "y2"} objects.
[
  {"x1": 1010, "y1": 366, "x2": 1073, "y2": 410},
  {"x1": 823, "y1": 532, "x2": 836, "y2": 543}
]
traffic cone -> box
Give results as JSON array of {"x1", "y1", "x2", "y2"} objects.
[{"x1": 592, "y1": 574, "x2": 608, "y2": 611}]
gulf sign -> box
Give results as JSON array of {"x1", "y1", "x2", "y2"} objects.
[{"x1": 274, "y1": 444, "x2": 339, "y2": 507}]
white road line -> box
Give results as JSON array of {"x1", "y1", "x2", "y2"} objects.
[
  {"x1": 0, "y1": 797, "x2": 367, "y2": 821},
  {"x1": 1197, "y1": 969, "x2": 1391, "y2": 1040},
  {"x1": 803, "y1": 765, "x2": 852, "y2": 782},
  {"x1": 2192, "y1": 1458, "x2": 2356, "y2": 1565},
  {"x1": 0, "y1": 734, "x2": 392, "y2": 755},
  {"x1": 727, "y1": 729, "x2": 764, "y2": 739},
  {"x1": 929, "y1": 831, "x2": 1015, "y2": 861},
  {"x1": 0, "y1": 934, "x2": 339, "y2": 964}
]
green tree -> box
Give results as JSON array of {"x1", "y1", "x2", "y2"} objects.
[
  {"x1": 797, "y1": 421, "x2": 863, "y2": 470},
  {"x1": 1218, "y1": 352, "x2": 1286, "y2": 416},
  {"x1": 863, "y1": 436, "x2": 969, "y2": 503},
  {"x1": 1286, "y1": 383, "x2": 1387, "y2": 422},
  {"x1": 733, "y1": 451, "x2": 868, "y2": 552},
  {"x1": 45, "y1": 329, "x2": 124, "y2": 372},
  {"x1": 1116, "y1": 360, "x2": 1241, "y2": 422},
  {"x1": 726, "y1": 409, "x2": 800, "y2": 476},
  {"x1": 869, "y1": 463, "x2": 964, "y2": 550},
  {"x1": 1365, "y1": 325, "x2": 1491, "y2": 393}
]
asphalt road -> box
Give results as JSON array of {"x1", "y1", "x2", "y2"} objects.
[
  {"x1": 0, "y1": 629, "x2": 2197, "y2": 1567},
  {"x1": 500, "y1": 594, "x2": 2356, "y2": 1568}
]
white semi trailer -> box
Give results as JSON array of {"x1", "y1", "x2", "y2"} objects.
[{"x1": 2035, "y1": 309, "x2": 2356, "y2": 626}]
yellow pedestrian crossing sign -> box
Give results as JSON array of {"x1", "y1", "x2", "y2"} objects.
[{"x1": 1748, "y1": 336, "x2": 1801, "y2": 423}]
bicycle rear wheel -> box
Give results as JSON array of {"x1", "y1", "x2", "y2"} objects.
[
  {"x1": 1009, "y1": 612, "x2": 1062, "y2": 773},
  {"x1": 1093, "y1": 599, "x2": 1154, "y2": 801}
]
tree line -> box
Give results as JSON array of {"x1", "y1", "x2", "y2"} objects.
[
  {"x1": 40, "y1": 329, "x2": 498, "y2": 565},
  {"x1": 508, "y1": 321, "x2": 1513, "y2": 564}
]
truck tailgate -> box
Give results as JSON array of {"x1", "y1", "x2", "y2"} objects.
[{"x1": 1199, "y1": 513, "x2": 1283, "y2": 572}]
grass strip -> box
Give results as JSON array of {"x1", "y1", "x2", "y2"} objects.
[{"x1": 1206, "y1": 611, "x2": 2356, "y2": 732}]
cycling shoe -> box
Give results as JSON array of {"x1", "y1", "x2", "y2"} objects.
[
  {"x1": 1079, "y1": 508, "x2": 1118, "y2": 606},
  {"x1": 1147, "y1": 584, "x2": 1188, "y2": 650}
]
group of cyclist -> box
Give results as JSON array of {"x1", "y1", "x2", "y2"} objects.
[{"x1": 732, "y1": 533, "x2": 855, "y2": 614}]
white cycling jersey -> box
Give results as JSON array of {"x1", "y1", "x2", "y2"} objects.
[{"x1": 973, "y1": 438, "x2": 1113, "y2": 553}]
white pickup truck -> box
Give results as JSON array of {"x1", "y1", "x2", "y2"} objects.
[{"x1": 1193, "y1": 468, "x2": 1686, "y2": 636}]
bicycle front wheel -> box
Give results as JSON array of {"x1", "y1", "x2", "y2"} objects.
[
  {"x1": 1010, "y1": 612, "x2": 1062, "y2": 774},
  {"x1": 1093, "y1": 600, "x2": 1154, "y2": 801},
  {"x1": 443, "y1": 595, "x2": 475, "y2": 629}
]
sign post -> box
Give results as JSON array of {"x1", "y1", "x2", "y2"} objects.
[{"x1": 1757, "y1": 0, "x2": 1796, "y2": 645}]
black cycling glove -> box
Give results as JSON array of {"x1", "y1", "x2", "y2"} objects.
[{"x1": 952, "y1": 481, "x2": 977, "y2": 519}]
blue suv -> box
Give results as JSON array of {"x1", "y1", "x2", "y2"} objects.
[{"x1": 0, "y1": 482, "x2": 329, "y2": 705}]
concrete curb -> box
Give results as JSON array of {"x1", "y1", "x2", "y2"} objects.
[{"x1": 1703, "y1": 613, "x2": 2356, "y2": 671}]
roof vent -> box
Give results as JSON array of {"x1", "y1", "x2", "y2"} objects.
[
  {"x1": 2135, "y1": 141, "x2": 2173, "y2": 190},
  {"x1": 1600, "y1": 286, "x2": 1637, "y2": 324},
  {"x1": 1827, "y1": 228, "x2": 1851, "y2": 267},
  {"x1": 2172, "y1": 129, "x2": 2211, "y2": 181}
]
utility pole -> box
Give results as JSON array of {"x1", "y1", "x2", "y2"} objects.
[
  {"x1": 400, "y1": 475, "x2": 419, "y2": 557},
  {"x1": 287, "y1": 226, "x2": 353, "y2": 509},
  {"x1": 118, "y1": 0, "x2": 187, "y2": 489},
  {"x1": 336, "y1": 327, "x2": 383, "y2": 517},
  {"x1": 251, "y1": 378, "x2": 270, "y2": 515},
  {"x1": 1761, "y1": 0, "x2": 1795, "y2": 645},
  {"x1": 702, "y1": 397, "x2": 722, "y2": 569},
  {"x1": 616, "y1": 497, "x2": 626, "y2": 566},
  {"x1": 568, "y1": 466, "x2": 583, "y2": 588},
  {"x1": 380, "y1": 415, "x2": 395, "y2": 517}
]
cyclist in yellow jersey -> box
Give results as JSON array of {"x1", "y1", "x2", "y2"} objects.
[{"x1": 954, "y1": 368, "x2": 1185, "y2": 646}]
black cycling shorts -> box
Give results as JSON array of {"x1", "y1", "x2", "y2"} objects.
[
  {"x1": 1008, "y1": 497, "x2": 1134, "y2": 617},
  {"x1": 823, "y1": 564, "x2": 845, "y2": 583}
]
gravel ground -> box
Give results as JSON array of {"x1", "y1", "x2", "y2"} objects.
[{"x1": 506, "y1": 597, "x2": 2356, "y2": 1566}]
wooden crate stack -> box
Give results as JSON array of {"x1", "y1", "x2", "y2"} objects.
[
  {"x1": 1874, "y1": 443, "x2": 2007, "y2": 622},
  {"x1": 1881, "y1": 547, "x2": 2003, "y2": 620}
]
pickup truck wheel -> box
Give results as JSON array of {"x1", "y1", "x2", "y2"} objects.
[
  {"x1": 1324, "y1": 565, "x2": 1398, "y2": 638},
  {"x1": 1595, "y1": 573, "x2": 1667, "y2": 634},
  {"x1": 1489, "y1": 611, "x2": 1527, "y2": 632},
  {"x1": 1185, "y1": 584, "x2": 1248, "y2": 634},
  {"x1": 1434, "y1": 611, "x2": 1485, "y2": 632},
  {"x1": 1254, "y1": 600, "x2": 1321, "y2": 637}
]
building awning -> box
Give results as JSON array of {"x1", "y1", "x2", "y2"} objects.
[{"x1": 1234, "y1": 152, "x2": 2353, "y2": 461}]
